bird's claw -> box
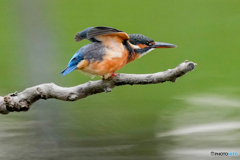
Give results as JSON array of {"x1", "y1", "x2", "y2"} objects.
[
  {"x1": 102, "y1": 73, "x2": 118, "y2": 80},
  {"x1": 110, "y1": 73, "x2": 117, "y2": 79}
]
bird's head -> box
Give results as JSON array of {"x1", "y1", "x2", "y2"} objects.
[{"x1": 129, "y1": 34, "x2": 177, "y2": 56}]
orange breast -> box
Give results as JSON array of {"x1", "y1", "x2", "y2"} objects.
[{"x1": 79, "y1": 49, "x2": 129, "y2": 77}]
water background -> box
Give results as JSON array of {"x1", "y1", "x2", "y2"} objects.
[{"x1": 0, "y1": 1, "x2": 240, "y2": 159}]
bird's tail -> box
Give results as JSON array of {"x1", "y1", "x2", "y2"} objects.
[{"x1": 60, "y1": 66, "x2": 77, "y2": 76}]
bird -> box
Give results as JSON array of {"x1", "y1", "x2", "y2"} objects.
[{"x1": 61, "y1": 26, "x2": 177, "y2": 79}]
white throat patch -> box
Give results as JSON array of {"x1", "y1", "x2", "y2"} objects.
[{"x1": 140, "y1": 48, "x2": 155, "y2": 57}]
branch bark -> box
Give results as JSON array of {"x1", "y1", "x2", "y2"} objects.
[{"x1": 0, "y1": 60, "x2": 196, "y2": 115}]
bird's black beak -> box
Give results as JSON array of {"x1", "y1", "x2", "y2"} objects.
[{"x1": 151, "y1": 42, "x2": 177, "y2": 48}]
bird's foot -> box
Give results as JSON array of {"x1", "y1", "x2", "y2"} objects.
[
  {"x1": 102, "y1": 73, "x2": 118, "y2": 80},
  {"x1": 110, "y1": 73, "x2": 117, "y2": 79}
]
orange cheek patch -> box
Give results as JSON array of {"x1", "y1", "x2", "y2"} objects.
[{"x1": 137, "y1": 44, "x2": 148, "y2": 49}]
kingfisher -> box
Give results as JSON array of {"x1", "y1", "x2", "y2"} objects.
[{"x1": 61, "y1": 26, "x2": 176, "y2": 79}]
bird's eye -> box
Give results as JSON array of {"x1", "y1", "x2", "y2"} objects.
[{"x1": 146, "y1": 42, "x2": 153, "y2": 46}]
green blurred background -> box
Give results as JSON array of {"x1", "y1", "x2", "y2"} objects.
[{"x1": 0, "y1": 0, "x2": 240, "y2": 159}]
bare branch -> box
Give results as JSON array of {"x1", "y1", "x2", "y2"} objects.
[{"x1": 0, "y1": 60, "x2": 196, "y2": 115}]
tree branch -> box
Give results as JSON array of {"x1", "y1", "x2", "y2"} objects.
[{"x1": 0, "y1": 60, "x2": 196, "y2": 115}]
